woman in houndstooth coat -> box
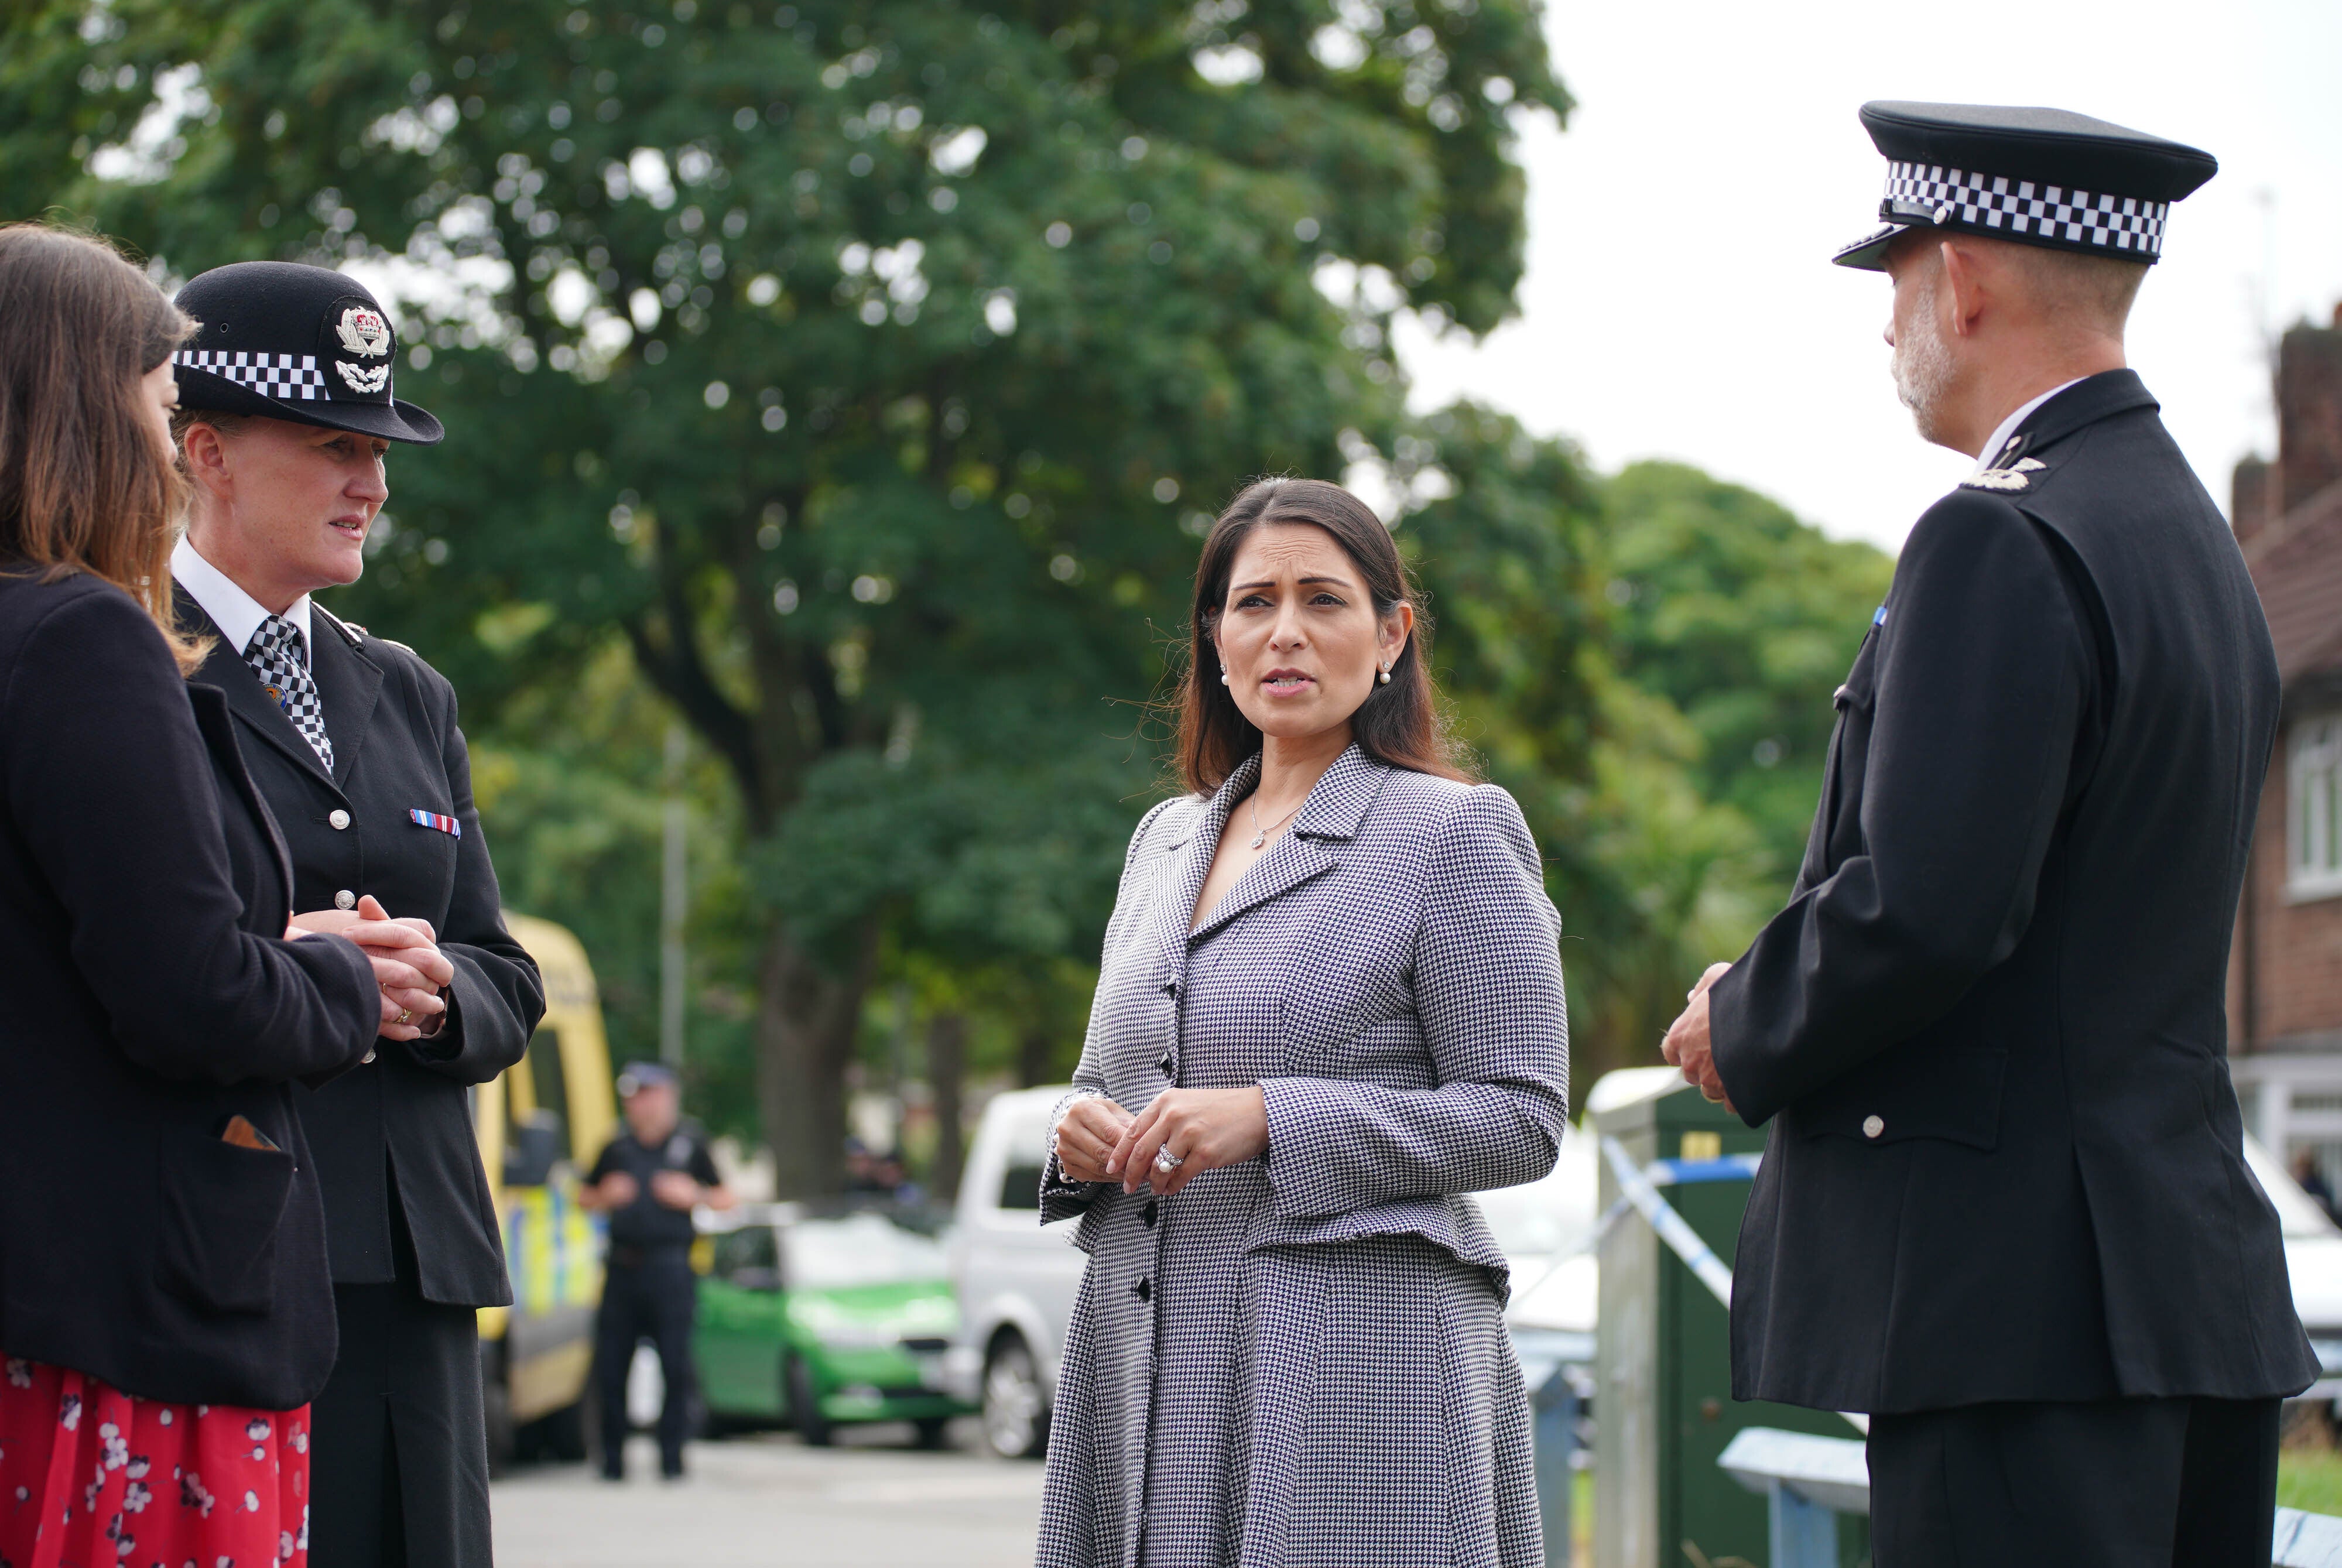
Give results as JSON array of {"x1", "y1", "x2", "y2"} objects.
[{"x1": 1038, "y1": 478, "x2": 1569, "y2": 1568}]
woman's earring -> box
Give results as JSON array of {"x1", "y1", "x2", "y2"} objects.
[
  {"x1": 1219, "y1": 666, "x2": 1230, "y2": 686},
  {"x1": 1377, "y1": 663, "x2": 1391, "y2": 686}
]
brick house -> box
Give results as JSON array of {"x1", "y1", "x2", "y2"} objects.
[{"x1": 2227, "y1": 306, "x2": 2342, "y2": 1172}]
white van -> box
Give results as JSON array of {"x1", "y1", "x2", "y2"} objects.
[{"x1": 943, "y1": 1085, "x2": 1088, "y2": 1457}]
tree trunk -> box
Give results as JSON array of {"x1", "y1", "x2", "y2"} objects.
[
  {"x1": 926, "y1": 1011, "x2": 968, "y2": 1202},
  {"x1": 1016, "y1": 1022, "x2": 1058, "y2": 1088},
  {"x1": 753, "y1": 919, "x2": 878, "y2": 1199}
]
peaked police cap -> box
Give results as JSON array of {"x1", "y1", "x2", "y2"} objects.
[
  {"x1": 171, "y1": 262, "x2": 443, "y2": 444},
  {"x1": 1833, "y1": 101, "x2": 2218, "y2": 271}
]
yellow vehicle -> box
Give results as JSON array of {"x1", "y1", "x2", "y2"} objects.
[{"x1": 474, "y1": 913, "x2": 617, "y2": 1471}]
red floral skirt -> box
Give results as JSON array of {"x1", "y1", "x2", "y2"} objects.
[{"x1": 0, "y1": 1354, "x2": 307, "y2": 1568}]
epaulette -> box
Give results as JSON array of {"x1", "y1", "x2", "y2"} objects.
[
  {"x1": 313, "y1": 605, "x2": 367, "y2": 646},
  {"x1": 1961, "y1": 457, "x2": 2047, "y2": 494}
]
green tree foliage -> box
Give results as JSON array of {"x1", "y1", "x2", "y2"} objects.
[
  {"x1": 1603, "y1": 461, "x2": 1896, "y2": 888},
  {"x1": 5, "y1": 0, "x2": 1568, "y2": 1190}
]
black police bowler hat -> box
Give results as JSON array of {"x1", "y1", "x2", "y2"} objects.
[
  {"x1": 1833, "y1": 102, "x2": 2218, "y2": 271},
  {"x1": 172, "y1": 262, "x2": 443, "y2": 444}
]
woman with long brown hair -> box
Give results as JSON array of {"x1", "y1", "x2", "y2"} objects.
[
  {"x1": 1035, "y1": 477, "x2": 1569, "y2": 1566},
  {"x1": 0, "y1": 225, "x2": 402, "y2": 1568}
]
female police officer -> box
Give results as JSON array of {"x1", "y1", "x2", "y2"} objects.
[{"x1": 167, "y1": 261, "x2": 545, "y2": 1568}]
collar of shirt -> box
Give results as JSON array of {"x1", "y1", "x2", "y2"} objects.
[
  {"x1": 1973, "y1": 377, "x2": 2085, "y2": 475},
  {"x1": 170, "y1": 535, "x2": 314, "y2": 664}
]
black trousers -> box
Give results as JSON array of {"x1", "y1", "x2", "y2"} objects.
[
  {"x1": 1868, "y1": 1395, "x2": 2281, "y2": 1568},
  {"x1": 594, "y1": 1253, "x2": 699, "y2": 1477},
  {"x1": 309, "y1": 1194, "x2": 492, "y2": 1568}
]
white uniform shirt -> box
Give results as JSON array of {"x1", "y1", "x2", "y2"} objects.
[{"x1": 171, "y1": 535, "x2": 314, "y2": 664}]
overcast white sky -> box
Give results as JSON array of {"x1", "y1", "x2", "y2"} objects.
[{"x1": 1393, "y1": 0, "x2": 2342, "y2": 553}]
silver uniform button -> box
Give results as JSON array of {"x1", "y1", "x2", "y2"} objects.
[
  {"x1": 1862, "y1": 1114, "x2": 1885, "y2": 1139},
  {"x1": 329, "y1": 809, "x2": 351, "y2": 830},
  {"x1": 334, "y1": 889, "x2": 357, "y2": 910},
  {"x1": 361, "y1": 1049, "x2": 376, "y2": 1064}
]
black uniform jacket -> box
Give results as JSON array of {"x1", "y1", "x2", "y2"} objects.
[
  {"x1": 181, "y1": 588, "x2": 542, "y2": 1308},
  {"x1": 588, "y1": 1124, "x2": 723, "y2": 1253},
  {"x1": 1710, "y1": 371, "x2": 2320, "y2": 1415},
  {"x1": 0, "y1": 571, "x2": 379, "y2": 1409}
]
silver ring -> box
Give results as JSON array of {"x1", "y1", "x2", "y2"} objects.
[{"x1": 1153, "y1": 1146, "x2": 1184, "y2": 1173}]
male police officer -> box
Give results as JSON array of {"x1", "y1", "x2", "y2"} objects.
[
  {"x1": 580, "y1": 1063, "x2": 734, "y2": 1480},
  {"x1": 1662, "y1": 104, "x2": 2317, "y2": 1564}
]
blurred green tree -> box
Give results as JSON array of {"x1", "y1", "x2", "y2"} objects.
[
  {"x1": 1602, "y1": 461, "x2": 1895, "y2": 889},
  {"x1": 5, "y1": 0, "x2": 1568, "y2": 1191}
]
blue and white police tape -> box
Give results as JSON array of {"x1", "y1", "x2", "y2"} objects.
[
  {"x1": 1597, "y1": 1134, "x2": 1869, "y2": 1437},
  {"x1": 1599, "y1": 1136, "x2": 1740, "y2": 1308}
]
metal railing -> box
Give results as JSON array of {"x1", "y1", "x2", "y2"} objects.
[{"x1": 1717, "y1": 1426, "x2": 2342, "y2": 1568}]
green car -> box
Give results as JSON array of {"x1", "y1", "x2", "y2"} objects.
[{"x1": 696, "y1": 1203, "x2": 973, "y2": 1446}]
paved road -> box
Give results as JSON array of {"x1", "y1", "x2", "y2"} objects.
[{"x1": 491, "y1": 1420, "x2": 1043, "y2": 1568}]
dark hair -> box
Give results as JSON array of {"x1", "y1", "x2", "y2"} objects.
[
  {"x1": 1175, "y1": 477, "x2": 1470, "y2": 795},
  {"x1": 0, "y1": 223, "x2": 200, "y2": 670}
]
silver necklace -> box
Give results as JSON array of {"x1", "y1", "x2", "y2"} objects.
[{"x1": 1249, "y1": 792, "x2": 1305, "y2": 850}]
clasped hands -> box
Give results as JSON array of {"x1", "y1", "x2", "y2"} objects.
[
  {"x1": 1053, "y1": 1086, "x2": 1269, "y2": 1198},
  {"x1": 589, "y1": 1169, "x2": 701, "y2": 1211},
  {"x1": 287, "y1": 893, "x2": 453, "y2": 1043},
  {"x1": 1660, "y1": 961, "x2": 1737, "y2": 1112}
]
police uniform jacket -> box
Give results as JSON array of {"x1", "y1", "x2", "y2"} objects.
[
  {"x1": 180, "y1": 588, "x2": 543, "y2": 1308},
  {"x1": 588, "y1": 1124, "x2": 723, "y2": 1257},
  {"x1": 1710, "y1": 371, "x2": 2320, "y2": 1413},
  {"x1": 0, "y1": 571, "x2": 379, "y2": 1409}
]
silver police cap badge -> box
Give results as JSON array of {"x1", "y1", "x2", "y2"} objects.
[
  {"x1": 332, "y1": 303, "x2": 393, "y2": 395},
  {"x1": 1961, "y1": 457, "x2": 2046, "y2": 493}
]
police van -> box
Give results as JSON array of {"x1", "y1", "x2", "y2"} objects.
[{"x1": 473, "y1": 914, "x2": 617, "y2": 1471}]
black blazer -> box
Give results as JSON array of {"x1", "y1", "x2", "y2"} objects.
[
  {"x1": 182, "y1": 590, "x2": 542, "y2": 1307},
  {"x1": 0, "y1": 570, "x2": 379, "y2": 1409},
  {"x1": 1711, "y1": 371, "x2": 2320, "y2": 1413}
]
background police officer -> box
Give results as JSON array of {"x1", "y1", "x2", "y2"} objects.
[
  {"x1": 168, "y1": 261, "x2": 545, "y2": 1568},
  {"x1": 581, "y1": 1063, "x2": 735, "y2": 1481},
  {"x1": 1662, "y1": 104, "x2": 2317, "y2": 1566}
]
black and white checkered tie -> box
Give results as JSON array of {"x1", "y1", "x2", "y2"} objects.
[{"x1": 245, "y1": 615, "x2": 334, "y2": 771}]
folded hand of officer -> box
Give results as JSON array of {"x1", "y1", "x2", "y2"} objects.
[
  {"x1": 1662, "y1": 962, "x2": 1737, "y2": 1113},
  {"x1": 287, "y1": 893, "x2": 455, "y2": 1041}
]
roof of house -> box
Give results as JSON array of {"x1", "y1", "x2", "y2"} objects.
[{"x1": 2246, "y1": 478, "x2": 2342, "y2": 684}]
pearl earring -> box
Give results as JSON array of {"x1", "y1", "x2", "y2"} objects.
[
  {"x1": 1377, "y1": 664, "x2": 1391, "y2": 686},
  {"x1": 1219, "y1": 667, "x2": 1230, "y2": 686}
]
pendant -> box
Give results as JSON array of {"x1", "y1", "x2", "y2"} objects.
[{"x1": 1249, "y1": 831, "x2": 1265, "y2": 850}]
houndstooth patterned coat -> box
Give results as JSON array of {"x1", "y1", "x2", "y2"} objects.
[{"x1": 1035, "y1": 744, "x2": 1569, "y2": 1568}]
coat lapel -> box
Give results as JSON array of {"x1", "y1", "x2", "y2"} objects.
[
  {"x1": 1184, "y1": 745, "x2": 1390, "y2": 944},
  {"x1": 179, "y1": 590, "x2": 341, "y2": 793},
  {"x1": 1148, "y1": 756, "x2": 1252, "y2": 974},
  {"x1": 185, "y1": 682, "x2": 296, "y2": 913},
  {"x1": 307, "y1": 609, "x2": 384, "y2": 789}
]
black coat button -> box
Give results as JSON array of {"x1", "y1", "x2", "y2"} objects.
[
  {"x1": 1141, "y1": 1200, "x2": 1158, "y2": 1229},
  {"x1": 1134, "y1": 1276, "x2": 1151, "y2": 1302},
  {"x1": 1157, "y1": 1053, "x2": 1175, "y2": 1076}
]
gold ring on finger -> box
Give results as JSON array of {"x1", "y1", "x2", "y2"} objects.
[{"x1": 397, "y1": 1007, "x2": 412, "y2": 1025}]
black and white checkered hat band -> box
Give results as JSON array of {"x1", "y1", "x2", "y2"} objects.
[
  {"x1": 1882, "y1": 162, "x2": 2168, "y2": 257},
  {"x1": 174, "y1": 348, "x2": 328, "y2": 402}
]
